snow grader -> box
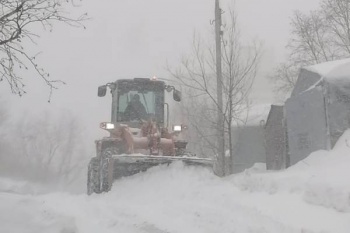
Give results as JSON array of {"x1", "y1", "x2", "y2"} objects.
[{"x1": 87, "y1": 77, "x2": 214, "y2": 194}]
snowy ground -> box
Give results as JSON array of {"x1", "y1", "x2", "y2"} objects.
[{"x1": 2, "y1": 132, "x2": 350, "y2": 233}]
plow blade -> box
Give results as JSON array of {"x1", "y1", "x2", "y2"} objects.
[{"x1": 111, "y1": 154, "x2": 214, "y2": 179}]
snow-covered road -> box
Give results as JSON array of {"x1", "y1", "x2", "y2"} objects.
[
  {"x1": 2, "y1": 131, "x2": 350, "y2": 233},
  {"x1": 1, "y1": 162, "x2": 350, "y2": 233}
]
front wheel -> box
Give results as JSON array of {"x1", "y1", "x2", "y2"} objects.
[
  {"x1": 87, "y1": 157, "x2": 101, "y2": 195},
  {"x1": 102, "y1": 145, "x2": 124, "y2": 159},
  {"x1": 99, "y1": 157, "x2": 112, "y2": 192}
]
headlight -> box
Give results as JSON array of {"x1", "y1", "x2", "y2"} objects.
[
  {"x1": 173, "y1": 125, "x2": 182, "y2": 132},
  {"x1": 100, "y1": 122, "x2": 115, "y2": 130}
]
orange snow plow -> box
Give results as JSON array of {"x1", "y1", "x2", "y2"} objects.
[{"x1": 87, "y1": 78, "x2": 214, "y2": 195}]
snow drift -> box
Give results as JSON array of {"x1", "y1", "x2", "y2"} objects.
[{"x1": 2, "y1": 130, "x2": 350, "y2": 232}]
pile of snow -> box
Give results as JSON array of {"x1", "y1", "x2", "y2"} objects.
[
  {"x1": 233, "y1": 131, "x2": 350, "y2": 212},
  {"x1": 2, "y1": 130, "x2": 350, "y2": 232}
]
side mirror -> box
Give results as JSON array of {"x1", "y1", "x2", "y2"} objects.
[
  {"x1": 98, "y1": 85, "x2": 107, "y2": 97},
  {"x1": 173, "y1": 90, "x2": 182, "y2": 102}
]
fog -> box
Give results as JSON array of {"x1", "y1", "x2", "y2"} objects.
[
  {"x1": 3, "y1": 2, "x2": 350, "y2": 232},
  {"x1": 1, "y1": 0, "x2": 320, "y2": 161}
]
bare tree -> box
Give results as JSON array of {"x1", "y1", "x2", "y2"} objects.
[
  {"x1": 168, "y1": 9, "x2": 261, "y2": 175},
  {"x1": 221, "y1": 12, "x2": 260, "y2": 173},
  {"x1": 6, "y1": 111, "x2": 88, "y2": 188},
  {"x1": 289, "y1": 10, "x2": 336, "y2": 65},
  {"x1": 270, "y1": 0, "x2": 350, "y2": 100},
  {"x1": 0, "y1": 0, "x2": 87, "y2": 99},
  {"x1": 322, "y1": 0, "x2": 350, "y2": 55},
  {"x1": 269, "y1": 61, "x2": 300, "y2": 101}
]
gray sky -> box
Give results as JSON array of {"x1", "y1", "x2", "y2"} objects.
[{"x1": 1, "y1": 0, "x2": 320, "y2": 139}]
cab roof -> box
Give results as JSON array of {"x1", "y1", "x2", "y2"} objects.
[{"x1": 116, "y1": 78, "x2": 165, "y2": 85}]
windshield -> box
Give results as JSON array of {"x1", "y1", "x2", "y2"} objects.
[{"x1": 116, "y1": 89, "x2": 164, "y2": 123}]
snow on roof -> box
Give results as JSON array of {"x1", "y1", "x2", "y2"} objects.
[
  {"x1": 244, "y1": 104, "x2": 271, "y2": 126},
  {"x1": 231, "y1": 104, "x2": 270, "y2": 127},
  {"x1": 305, "y1": 58, "x2": 350, "y2": 82}
]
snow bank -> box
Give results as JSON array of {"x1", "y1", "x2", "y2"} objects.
[
  {"x1": 2, "y1": 130, "x2": 350, "y2": 232},
  {"x1": 233, "y1": 129, "x2": 350, "y2": 213},
  {"x1": 302, "y1": 130, "x2": 350, "y2": 212}
]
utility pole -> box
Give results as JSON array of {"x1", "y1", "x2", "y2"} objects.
[{"x1": 215, "y1": 0, "x2": 225, "y2": 176}]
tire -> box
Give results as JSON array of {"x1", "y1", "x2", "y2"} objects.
[
  {"x1": 101, "y1": 145, "x2": 123, "y2": 159},
  {"x1": 87, "y1": 157, "x2": 101, "y2": 195},
  {"x1": 99, "y1": 157, "x2": 111, "y2": 192},
  {"x1": 88, "y1": 145, "x2": 122, "y2": 194}
]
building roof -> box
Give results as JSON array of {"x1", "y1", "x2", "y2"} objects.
[
  {"x1": 305, "y1": 58, "x2": 350, "y2": 82},
  {"x1": 237, "y1": 104, "x2": 271, "y2": 127},
  {"x1": 292, "y1": 58, "x2": 350, "y2": 96}
]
